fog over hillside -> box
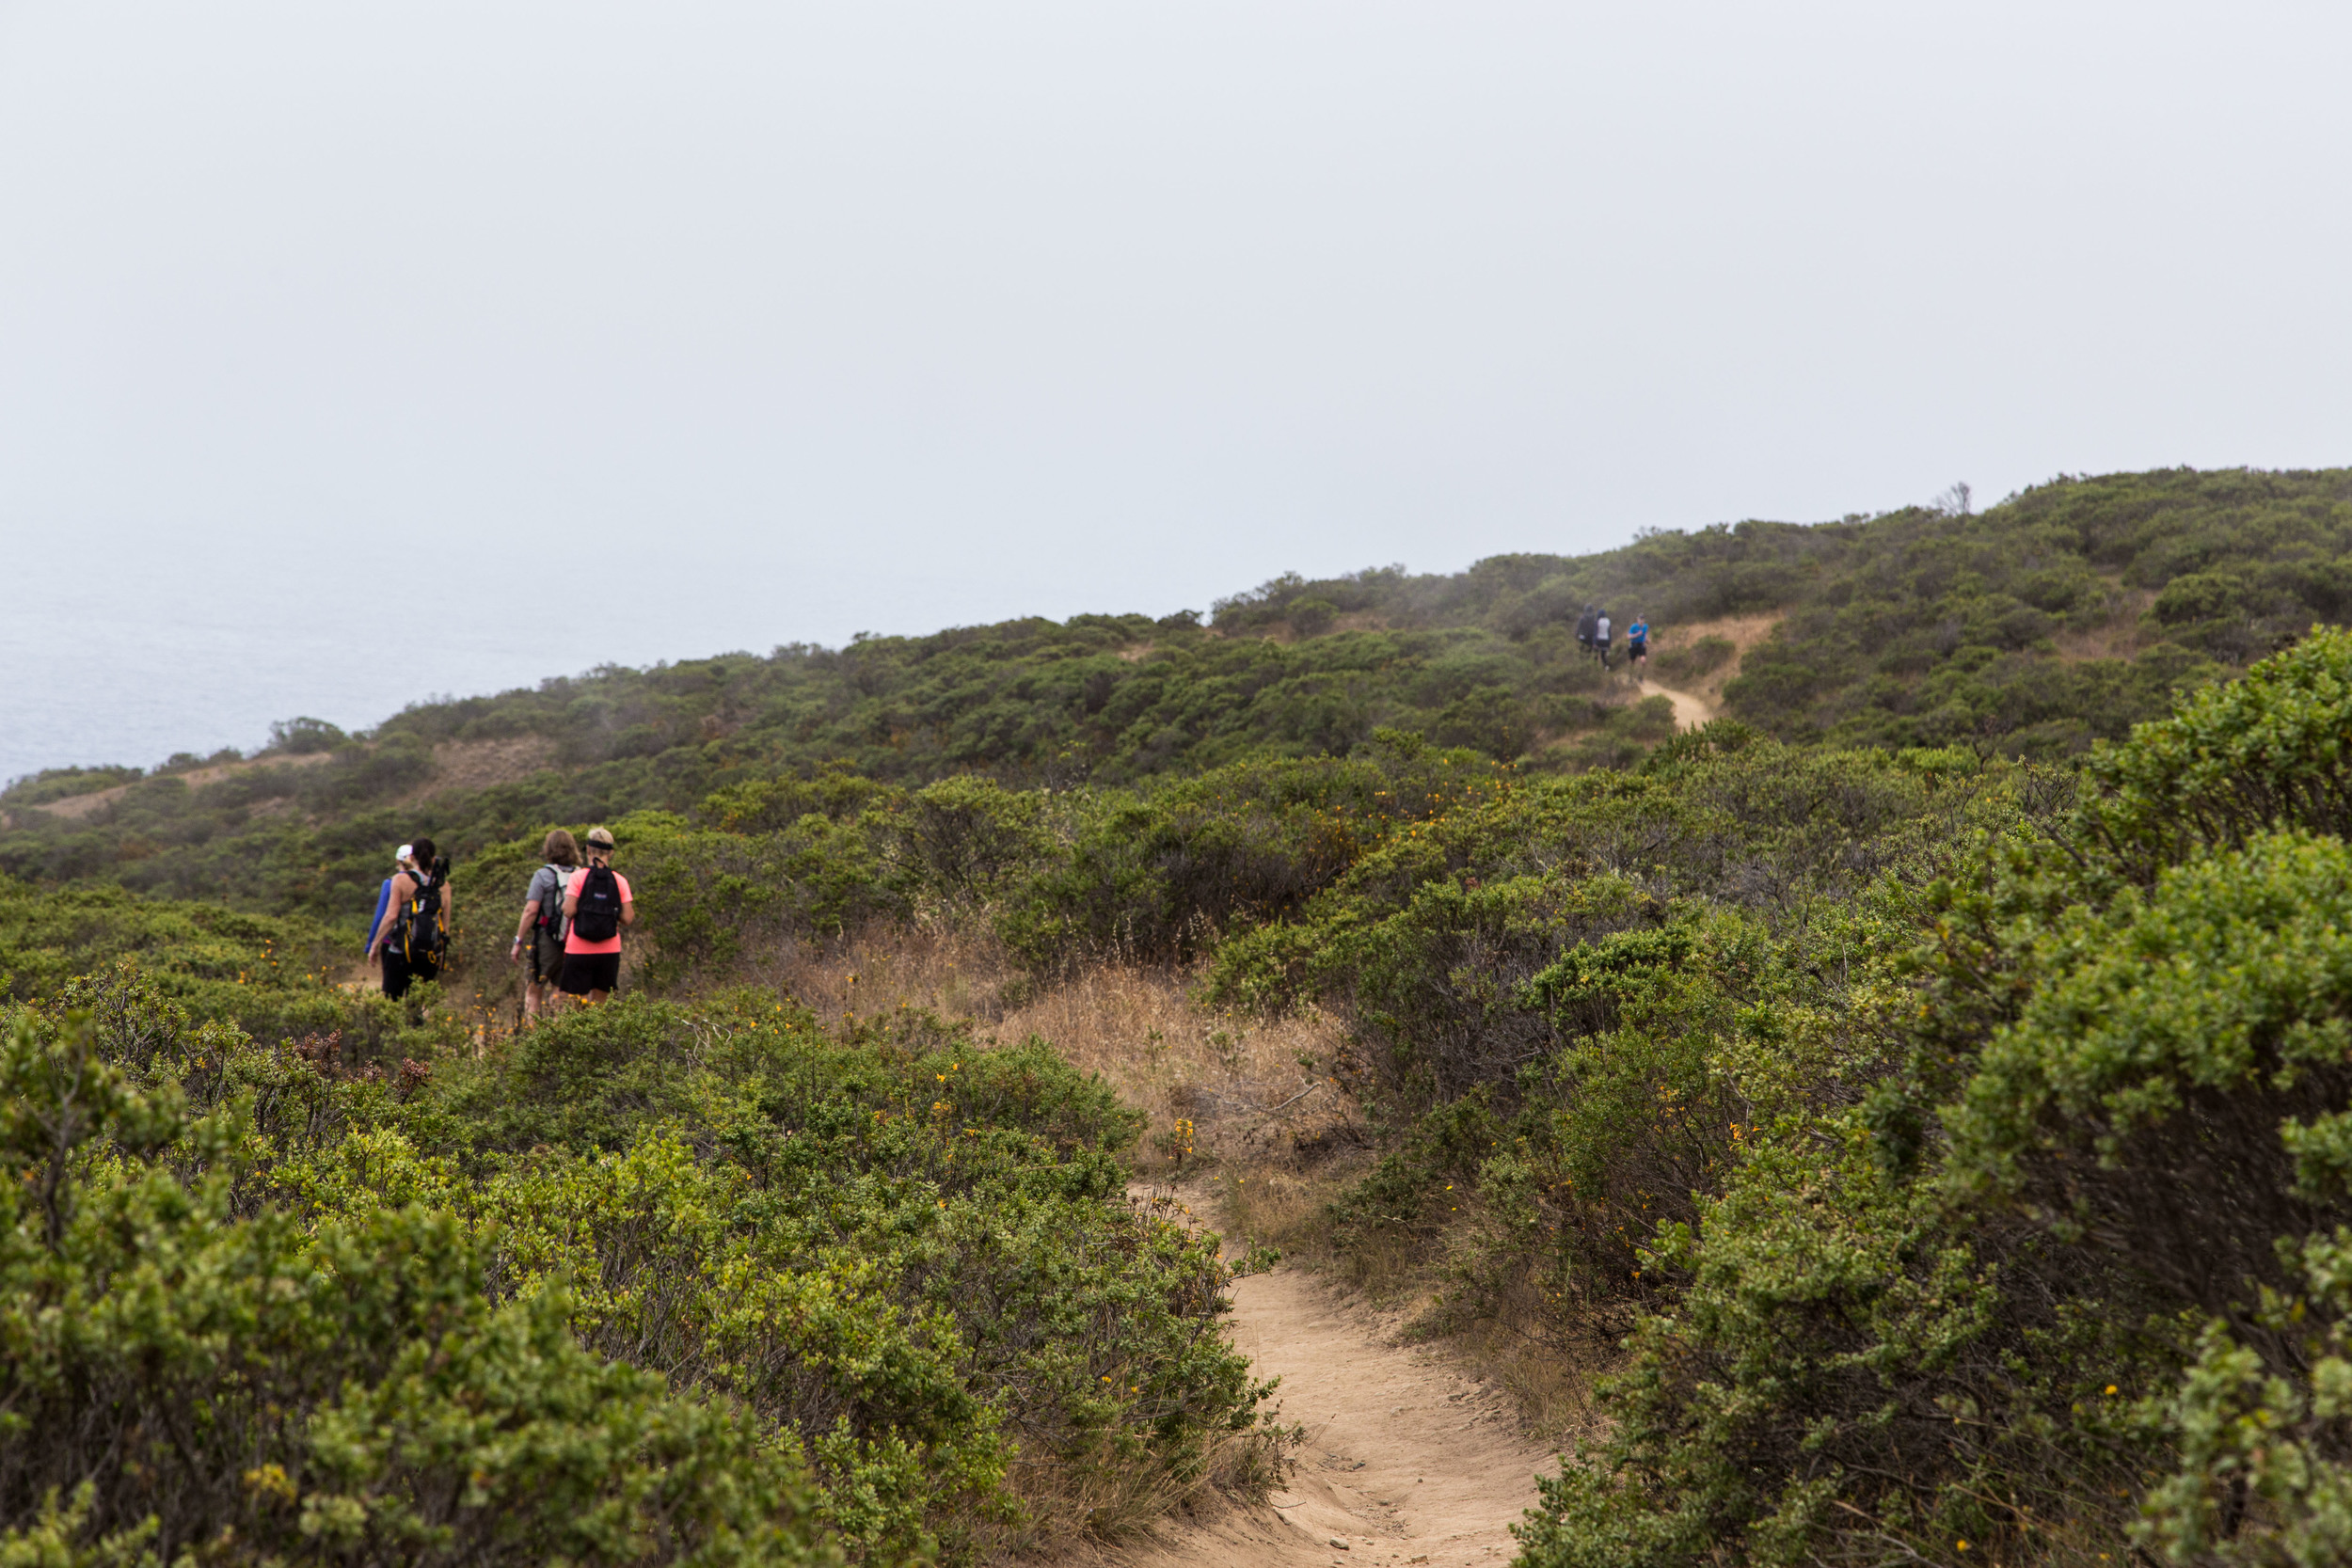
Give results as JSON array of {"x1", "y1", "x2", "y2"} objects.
[{"x1": 6, "y1": 2, "x2": 2348, "y2": 781}]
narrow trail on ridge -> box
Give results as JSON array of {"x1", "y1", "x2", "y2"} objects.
[
  {"x1": 1638, "y1": 678, "x2": 1717, "y2": 732},
  {"x1": 1069, "y1": 1190, "x2": 1560, "y2": 1568}
]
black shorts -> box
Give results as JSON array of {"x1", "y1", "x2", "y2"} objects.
[
  {"x1": 560, "y1": 950, "x2": 621, "y2": 996},
  {"x1": 529, "y1": 927, "x2": 567, "y2": 984},
  {"x1": 1629, "y1": 639, "x2": 1647, "y2": 658},
  {"x1": 383, "y1": 950, "x2": 438, "y2": 1001}
]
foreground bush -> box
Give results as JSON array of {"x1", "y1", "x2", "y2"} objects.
[
  {"x1": 0, "y1": 971, "x2": 1279, "y2": 1565},
  {"x1": 1514, "y1": 626, "x2": 2352, "y2": 1568},
  {"x1": 0, "y1": 1009, "x2": 831, "y2": 1567}
]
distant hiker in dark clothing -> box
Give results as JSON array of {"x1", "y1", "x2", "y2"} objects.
[
  {"x1": 369, "y1": 836, "x2": 453, "y2": 1001},
  {"x1": 1575, "y1": 604, "x2": 1598, "y2": 655},
  {"x1": 559, "y1": 826, "x2": 635, "y2": 1005},
  {"x1": 509, "y1": 829, "x2": 579, "y2": 1023},
  {"x1": 1627, "y1": 614, "x2": 1649, "y2": 673}
]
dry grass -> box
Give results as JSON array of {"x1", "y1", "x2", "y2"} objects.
[
  {"x1": 1009, "y1": 1399, "x2": 1291, "y2": 1555},
  {"x1": 412, "y1": 736, "x2": 562, "y2": 800},
  {"x1": 1655, "y1": 611, "x2": 1785, "y2": 706},
  {"x1": 27, "y1": 751, "x2": 336, "y2": 821},
  {"x1": 2053, "y1": 590, "x2": 2158, "y2": 662},
  {"x1": 751, "y1": 920, "x2": 1363, "y2": 1180},
  {"x1": 1426, "y1": 1276, "x2": 1618, "y2": 1453}
]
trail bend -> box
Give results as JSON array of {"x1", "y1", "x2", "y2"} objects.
[{"x1": 1643, "y1": 680, "x2": 1717, "y2": 732}]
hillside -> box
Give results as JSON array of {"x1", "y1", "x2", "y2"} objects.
[
  {"x1": 6, "y1": 466, "x2": 2344, "y2": 928},
  {"x1": 9, "y1": 518, "x2": 2352, "y2": 1562}
]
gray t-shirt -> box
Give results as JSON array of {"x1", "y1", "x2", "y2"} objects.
[
  {"x1": 526, "y1": 863, "x2": 570, "y2": 940},
  {"x1": 1596, "y1": 615, "x2": 1612, "y2": 644}
]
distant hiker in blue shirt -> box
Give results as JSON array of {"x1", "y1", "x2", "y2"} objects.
[
  {"x1": 369, "y1": 837, "x2": 453, "y2": 1002},
  {"x1": 1627, "y1": 615, "x2": 1649, "y2": 673},
  {"x1": 367, "y1": 843, "x2": 414, "y2": 953}
]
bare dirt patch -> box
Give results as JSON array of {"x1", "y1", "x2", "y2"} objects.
[
  {"x1": 2054, "y1": 589, "x2": 2157, "y2": 662},
  {"x1": 1652, "y1": 611, "x2": 1783, "y2": 703},
  {"x1": 1621, "y1": 610, "x2": 1786, "y2": 733},
  {"x1": 1643, "y1": 682, "x2": 1717, "y2": 731},
  {"x1": 27, "y1": 750, "x2": 337, "y2": 821},
  {"x1": 1056, "y1": 1193, "x2": 1561, "y2": 1568},
  {"x1": 412, "y1": 735, "x2": 561, "y2": 800}
]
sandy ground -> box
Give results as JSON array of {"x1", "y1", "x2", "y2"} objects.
[
  {"x1": 1623, "y1": 610, "x2": 1788, "y2": 735},
  {"x1": 1643, "y1": 681, "x2": 1717, "y2": 732},
  {"x1": 1060, "y1": 1208, "x2": 1560, "y2": 1568}
]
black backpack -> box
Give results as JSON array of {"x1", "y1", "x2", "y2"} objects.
[
  {"x1": 398, "y1": 868, "x2": 448, "y2": 963},
  {"x1": 571, "y1": 863, "x2": 623, "y2": 942}
]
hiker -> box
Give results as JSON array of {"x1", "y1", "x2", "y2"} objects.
[
  {"x1": 1575, "y1": 603, "x2": 1598, "y2": 655},
  {"x1": 1595, "y1": 610, "x2": 1613, "y2": 669},
  {"x1": 1627, "y1": 613, "x2": 1650, "y2": 673},
  {"x1": 368, "y1": 836, "x2": 453, "y2": 1000},
  {"x1": 366, "y1": 843, "x2": 413, "y2": 955},
  {"x1": 508, "y1": 829, "x2": 580, "y2": 1023},
  {"x1": 558, "y1": 826, "x2": 635, "y2": 1005}
]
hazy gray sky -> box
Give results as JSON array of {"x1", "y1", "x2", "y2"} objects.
[{"x1": 2, "y1": 1, "x2": 2347, "y2": 777}]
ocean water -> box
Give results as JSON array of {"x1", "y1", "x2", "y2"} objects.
[
  {"x1": 6, "y1": 546, "x2": 591, "y2": 787},
  {"x1": 0, "y1": 526, "x2": 1232, "y2": 788}
]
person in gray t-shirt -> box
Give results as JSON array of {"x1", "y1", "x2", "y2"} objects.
[{"x1": 509, "y1": 829, "x2": 580, "y2": 1024}]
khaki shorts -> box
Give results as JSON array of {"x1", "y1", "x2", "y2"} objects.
[{"x1": 529, "y1": 927, "x2": 567, "y2": 985}]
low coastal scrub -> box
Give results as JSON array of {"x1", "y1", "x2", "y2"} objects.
[
  {"x1": 7, "y1": 468, "x2": 2343, "y2": 925},
  {"x1": 13, "y1": 634, "x2": 2352, "y2": 1563},
  {"x1": 0, "y1": 973, "x2": 1281, "y2": 1563},
  {"x1": 1293, "y1": 628, "x2": 2352, "y2": 1566},
  {"x1": 7, "y1": 470, "x2": 2352, "y2": 1564}
]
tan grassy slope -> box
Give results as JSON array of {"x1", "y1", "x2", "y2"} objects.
[{"x1": 22, "y1": 736, "x2": 558, "y2": 823}]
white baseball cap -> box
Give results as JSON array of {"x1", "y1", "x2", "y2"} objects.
[{"x1": 395, "y1": 843, "x2": 414, "y2": 867}]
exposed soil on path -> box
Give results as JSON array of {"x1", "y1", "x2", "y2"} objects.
[
  {"x1": 1617, "y1": 610, "x2": 1787, "y2": 735},
  {"x1": 1061, "y1": 1199, "x2": 1560, "y2": 1568},
  {"x1": 1637, "y1": 680, "x2": 1717, "y2": 732}
]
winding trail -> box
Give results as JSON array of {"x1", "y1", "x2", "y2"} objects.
[
  {"x1": 1642, "y1": 680, "x2": 1717, "y2": 732},
  {"x1": 1073, "y1": 1245, "x2": 1560, "y2": 1568}
]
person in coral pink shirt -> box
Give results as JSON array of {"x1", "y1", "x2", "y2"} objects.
[{"x1": 558, "y1": 825, "x2": 635, "y2": 1004}]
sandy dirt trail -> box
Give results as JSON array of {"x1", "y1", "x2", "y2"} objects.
[
  {"x1": 1642, "y1": 680, "x2": 1716, "y2": 732},
  {"x1": 1076, "y1": 1257, "x2": 1560, "y2": 1568}
]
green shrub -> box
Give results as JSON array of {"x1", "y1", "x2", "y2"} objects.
[
  {"x1": 0, "y1": 1008, "x2": 831, "y2": 1567},
  {"x1": 867, "y1": 775, "x2": 1055, "y2": 907},
  {"x1": 1286, "y1": 595, "x2": 1339, "y2": 637},
  {"x1": 998, "y1": 740, "x2": 1506, "y2": 970},
  {"x1": 16, "y1": 470, "x2": 2330, "y2": 919},
  {"x1": 1516, "y1": 624, "x2": 2352, "y2": 1568}
]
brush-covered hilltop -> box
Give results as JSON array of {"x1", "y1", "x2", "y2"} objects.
[
  {"x1": 6, "y1": 465, "x2": 2346, "y2": 922},
  {"x1": 8, "y1": 463, "x2": 2352, "y2": 1568}
]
